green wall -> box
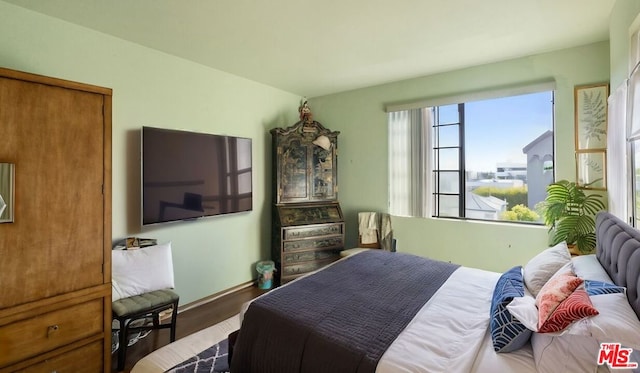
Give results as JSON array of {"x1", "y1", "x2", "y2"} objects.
[
  {"x1": 0, "y1": 0, "x2": 620, "y2": 302},
  {"x1": 309, "y1": 42, "x2": 610, "y2": 272},
  {"x1": 0, "y1": 1, "x2": 300, "y2": 305},
  {"x1": 610, "y1": 0, "x2": 640, "y2": 88}
]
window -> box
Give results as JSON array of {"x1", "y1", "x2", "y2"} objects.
[
  {"x1": 389, "y1": 89, "x2": 555, "y2": 224},
  {"x1": 634, "y1": 143, "x2": 640, "y2": 227},
  {"x1": 629, "y1": 67, "x2": 640, "y2": 227}
]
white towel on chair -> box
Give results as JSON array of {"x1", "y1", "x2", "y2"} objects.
[{"x1": 359, "y1": 212, "x2": 378, "y2": 244}]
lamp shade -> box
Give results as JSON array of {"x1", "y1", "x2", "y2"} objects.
[{"x1": 312, "y1": 135, "x2": 331, "y2": 150}]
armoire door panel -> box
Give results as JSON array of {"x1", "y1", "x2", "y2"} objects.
[
  {"x1": 279, "y1": 140, "x2": 309, "y2": 201},
  {"x1": 0, "y1": 77, "x2": 105, "y2": 309},
  {"x1": 0, "y1": 67, "x2": 111, "y2": 372}
]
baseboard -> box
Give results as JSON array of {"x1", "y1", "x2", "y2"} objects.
[{"x1": 177, "y1": 280, "x2": 256, "y2": 313}]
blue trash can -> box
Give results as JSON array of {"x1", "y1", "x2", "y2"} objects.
[{"x1": 256, "y1": 260, "x2": 275, "y2": 289}]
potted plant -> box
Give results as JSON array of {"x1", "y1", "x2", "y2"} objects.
[{"x1": 539, "y1": 179, "x2": 606, "y2": 254}]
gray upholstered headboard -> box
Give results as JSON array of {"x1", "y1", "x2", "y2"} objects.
[{"x1": 595, "y1": 211, "x2": 640, "y2": 318}]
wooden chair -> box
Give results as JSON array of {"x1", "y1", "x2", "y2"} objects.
[
  {"x1": 341, "y1": 212, "x2": 395, "y2": 257},
  {"x1": 357, "y1": 234, "x2": 383, "y2": 249},
  {"x1": 341, "y1": 235, "x2": 397, "y2": 257},
  {"x1": 112, "y1": 289, "x2": 179, "y2": 371}
]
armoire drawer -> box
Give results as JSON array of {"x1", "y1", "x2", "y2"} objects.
[
  {"x1": 283, "y1": 223, "x2": 343, "y2": 240},
  {"x1": 282, "y1": 236, "x2": 344, "y2": 252},
  {"x1": 17, "y1": 340, "x2": 103, "y2": 373},
  {"x1": 0, "y1": 299, "x2": 103, "y2": 367}
]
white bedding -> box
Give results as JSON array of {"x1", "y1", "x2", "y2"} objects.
[
  {"x1": 132, "y1": 213, "x2": 640, "y2": 373},
  {"x1": 132, "y1": 265, "x2": 537, "y2": 373},
  {"x1": 377, "y1": 266, "x2": 536, "y2": 373}
]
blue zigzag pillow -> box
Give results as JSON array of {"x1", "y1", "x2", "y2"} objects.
[
  {"x1": 490, "y1": 265, "x2": 531, "y2": 353},
  {"x1": 584, "y1": 280, "x2": 626, "y2": 296}
]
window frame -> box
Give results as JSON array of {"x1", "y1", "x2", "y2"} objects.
[
  {"x1": 432, "y1": 104, "x2": 466, "y2": 218},
  {"x1": 430, "y1": 91, "x2": 555, "y2": 224},
  {"x1": 387, "y1": 82, "x2": 557, "y2": 224}
]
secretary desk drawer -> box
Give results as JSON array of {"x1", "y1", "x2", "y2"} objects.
[
  {"x1": 283, "y1": 249, "x2": 340, "y2": 264},
  {"x1": 0, "y1": 299, "x2": 103, "y2": 367},
  {"x1": 283, "y1": 223, "x2": 343, "y2": 240},
  {"x1": 282, "y1": 258, "x2": 339, "y2": 277},
  {"x1": 282, "y1": 236, "x2": 344, "y2": 252}
]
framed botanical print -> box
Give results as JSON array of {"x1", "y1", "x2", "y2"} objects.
[
  {"x1": 576, "y1": 151, "x2": 606, "y2": 190},
  {"x1": 574, "y1": 83, "x2": 609, "y2": 151}
]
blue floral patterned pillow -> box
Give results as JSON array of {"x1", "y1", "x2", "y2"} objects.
[
  {"x1": 584, "y1": 280, "x2": 626, "y2": 296},
  {"x1": 490, "y1": 265, "x2": 531, "y2": 353}
]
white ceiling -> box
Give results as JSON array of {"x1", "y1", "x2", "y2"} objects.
[{"x1": 4, "y1": 0, "x2": 616, "y2": 97}]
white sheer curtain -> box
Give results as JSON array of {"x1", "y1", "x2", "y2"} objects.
[
  {"x1": 388, "y1": 108, "x2": 432, "y2": 217},
  {"x1": 608, "y1": 81, "x2": 628, "y2": 221},
  {"x1": 628, "y1": 69, "x2": 640, "y2": 141}
]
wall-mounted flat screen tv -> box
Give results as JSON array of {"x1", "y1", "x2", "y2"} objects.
[{"x1": 142, "y1": 126, "x2": 252, "y2": 226}]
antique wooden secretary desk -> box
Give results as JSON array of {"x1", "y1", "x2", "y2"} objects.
[{"x1": 271, "y1": 103, "x2": 345, "y2": 284}]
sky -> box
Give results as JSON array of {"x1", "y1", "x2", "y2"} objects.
[{"x1": 437, "y1": 91, "x2": 554, "y2": 173}]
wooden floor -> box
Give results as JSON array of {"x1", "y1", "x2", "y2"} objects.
[{"x1": 112, "y1": 285, "x2": 266, "y2": 372}]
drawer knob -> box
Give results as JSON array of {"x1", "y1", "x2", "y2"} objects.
[{"x1": 47, "y1": 324, "x2": 59, "y2": 337}]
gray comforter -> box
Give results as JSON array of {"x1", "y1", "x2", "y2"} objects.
[{"x1": 230, "y1": 250, "x2": 460, "y2": 373}]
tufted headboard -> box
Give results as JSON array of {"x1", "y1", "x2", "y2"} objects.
[{"x1": 595, "y1": 211, "x2": 640, "y2": 318}]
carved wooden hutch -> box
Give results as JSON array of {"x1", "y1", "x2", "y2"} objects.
[{"x1": 271, "y1": 105, "x2": 344, "y2": 283}]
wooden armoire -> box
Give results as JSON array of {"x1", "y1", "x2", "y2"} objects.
[
  {"x1": 0, "y1": 68, "x2": 112, "y2": 371},
  {"x1": 271, "y1": 104, "x2": 344, "y2": 284}
]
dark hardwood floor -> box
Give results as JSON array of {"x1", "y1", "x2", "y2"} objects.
[{"x1": 112, "y1": 285, "x2": 267, "y2": 372}]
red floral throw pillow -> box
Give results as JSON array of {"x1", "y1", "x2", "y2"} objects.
[
  {"x1": 536, "y1": 274, "x2": 583, "y2": 329},
  {"x1": 538, "y1": 288, "x2": 599, "y2": 333}
]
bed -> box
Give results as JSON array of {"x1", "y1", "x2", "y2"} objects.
[{"x1": 132, "y1": 211, "x2": 640, "y2": 373}]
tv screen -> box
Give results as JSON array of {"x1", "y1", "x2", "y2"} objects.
[{"x1": 142, "y1": 126, "x2": 252, "y2": 226}]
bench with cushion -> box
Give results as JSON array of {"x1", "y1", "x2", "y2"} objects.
[
  {"x1": 112, "y1": 242, "x2": 177, "y2": 371},
  {"x1": 112, "y1": 289, "x2": 179, "y2": 371}
]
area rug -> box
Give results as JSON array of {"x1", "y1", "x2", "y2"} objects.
[{"x1": 164, "y1": 338, "x2": 229, "y2": 373}]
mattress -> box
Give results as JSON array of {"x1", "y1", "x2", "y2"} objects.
[
  {"x1": 132, "y1": 264, "x2": 536, "y2": 373},
  {"x1": 132, "y1": 212, "x2": 640, "y2": 373}
]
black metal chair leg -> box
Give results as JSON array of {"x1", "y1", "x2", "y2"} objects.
[
  {"x1": 117, "y1": 318, "x2": 129, "y2": 371},
  {"x1": 170, "y1": 300, "x2": 178, "y2": 342},
  {"x1": 112, "y1": 290, "x2": 179, "y2": 370}
]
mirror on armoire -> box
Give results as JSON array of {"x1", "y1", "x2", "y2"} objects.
[{"x1": 0, "y1": 162, "x2": 14, "y2": 223}]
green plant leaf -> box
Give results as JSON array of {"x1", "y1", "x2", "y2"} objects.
[
  {"x1": 575, "y1": 232, "x2": 597, "y2": 253},
  {"x1": 541, "y1": 179, "x2": 604, "y2": 254}
]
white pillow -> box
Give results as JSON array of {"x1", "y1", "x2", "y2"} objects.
[
  {"x1": 549, "y1": 261, "x2": 575, "y2": 280},
  {"x1": 112, "y1": 242, "x2": 175, "y2": 302},
  {"x1": 506, "y1": 288, "x2": 538, "y2": 331},
  {"x1": 571, "y1": 254, "x2": 614, "y2": 283},
  {"x1": 507, "y1": 285, "x2": 595, "y2": 337},
  {"x1": 514, "y1": 278, "x2": 640, "y2": 371},
  {"x1": 580, "y1": 293, "x2": 640, "y2": 350},
  {"x1": 531, "y1": 332, "x2": 604, "y2": 373},
  {"x1": 524, "y1": 242, "x2": 571, "y2": 297}
]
